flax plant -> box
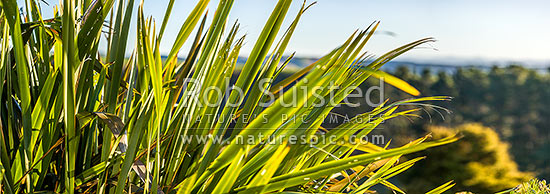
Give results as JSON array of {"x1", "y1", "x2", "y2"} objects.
[{"x1": 0, "y1": 0, "x2": 458, "y2": 193}]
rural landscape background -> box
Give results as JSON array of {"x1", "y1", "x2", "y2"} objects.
[{"x1": 270, "y1": 57, "x2": 550, "y2": 193}]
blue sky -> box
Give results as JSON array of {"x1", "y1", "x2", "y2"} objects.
[{"x1": 37, "y1": 0, "x2": 550, "y2": 63}]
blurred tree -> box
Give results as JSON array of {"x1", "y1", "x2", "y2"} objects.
[
  {"x1": 400, "y1": 123, "x2": 532, "y2": 194},
  {"x1": 431, "y1": 71, "x2": 457, "y2": 98}
]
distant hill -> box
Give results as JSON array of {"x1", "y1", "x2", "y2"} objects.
[{"x1": 161, "y1": 55, "x2": 550, "y2": 74}]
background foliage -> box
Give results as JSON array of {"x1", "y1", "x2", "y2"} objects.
[
  {"x1": 372, "y1": 65, "x2": 550, "y2": 179},
  {"x1": 401, "y1": 123, "x2": 532, "y2": 193}
]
